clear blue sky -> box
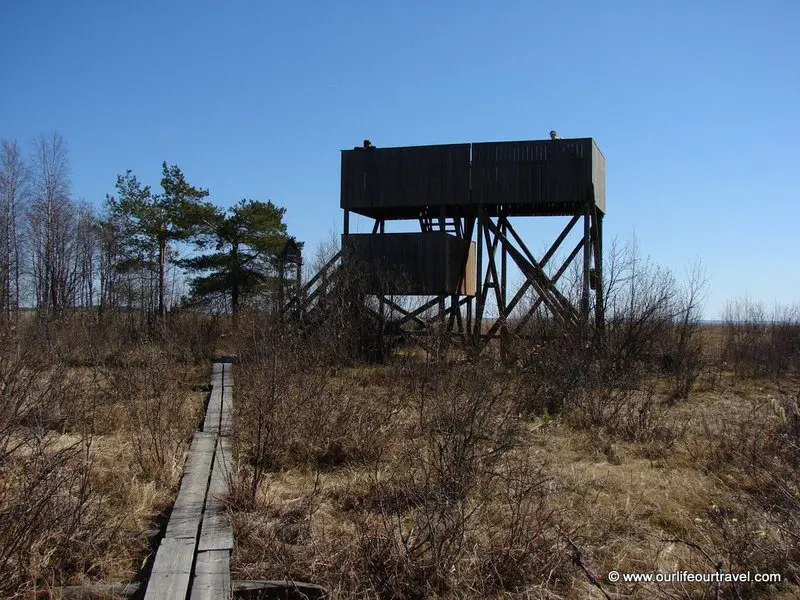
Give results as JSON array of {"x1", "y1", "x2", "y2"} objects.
[{"x1": 1, "y1": 1, "x2": 798, "y2": 318}]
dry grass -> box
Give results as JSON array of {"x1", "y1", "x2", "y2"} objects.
[
  {"x1": 3, "y1": 298, "x2": 799, "y2": 599},
  {"x1": 0, "y1": 313, "x2": 214, "y2": 598},
  {"x1": 228, "y1": 320, "x2": 800, "y2": 599}
]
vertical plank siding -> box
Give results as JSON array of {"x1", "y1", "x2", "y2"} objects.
[{"x1": 340, "y1": 138, "x2": 604, "y2": 219}]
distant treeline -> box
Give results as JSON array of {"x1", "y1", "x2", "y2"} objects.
[{"x1": 0, "y1": 132, "x2": 300, "y2": 321}]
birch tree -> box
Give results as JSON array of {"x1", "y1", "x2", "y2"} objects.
[
  {"x1": 0, "y1": 140, "x2": 28, "y2": 316},
  {"x1": 28, "y1": 132, "x2": 76, "y2": 312}
]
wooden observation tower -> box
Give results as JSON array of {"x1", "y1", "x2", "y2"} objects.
[{"x1": 289, "y1": 137, "x2": 606, "y2": 348}]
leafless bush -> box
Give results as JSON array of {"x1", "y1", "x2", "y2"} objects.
[
  {"x1": 577, "y1": 387, "x2": 686, "y2": 455},
  {"x1": 510, "y1": 241, "x2": 705, "y2": 454},
  {"x1": 661, "y1": 260, "x2": 708, "y2": 401},
  {"x1": 508, "y1": 317, "x2": 590, "y2": 416},
  {"x1": 230, "y1": 338, "x2": 573, "y2": 598},
  {"x1": 600, "y1": 238, "x2": 681, "y2": 373},
  {"x1": 339, "y1": 358, "x2": 565, "y2": 599},
  {"x1": 722, "y1": 298, "x2": 800, "y2": 379},
  {"x1": 0, "y1": 328, "x2": 123, "y2": 596},
  {"x1": 11, "y1": 308, "x2": 220, "y2": 372},
  {"x1": 103, "y1": 346, "x2": 201, "y2": 487},
  {"x1": 473, "y1": 456, "x2": 563, "y2": 594},
  {"x1": 161, "y1": 311, "x2": 223, "y2": 364},
  {"x1": 406, "y1": 356, "x2": 522, "y2": 506},
  {"x1": 601, "y1": 242, "x2": 707, "y2": 394},
  {"x1": 691, "y1": 392, "x2": 800, "y2": 587},
  {"x1": 509, "y1": 320, "x2": 685, "y2": 449},
  {"x1": 308, "y1": 260, "x2": 403, "y2": 365},
  {"x1": 233, "y1": 318, "x2": 398, "y2": 505}
]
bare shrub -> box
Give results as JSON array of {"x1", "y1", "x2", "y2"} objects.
[
  {"x1": 690, "y1": 392, "x2": 800, "y2": 587},
  {"x1": 339, "y1": 358, "x2": 564, "y2": 599},
  {"x1": 661, "y1": 260, "x2": 708, "y2": 402},
  {"x1": 0, "y1": 328, "x2": 123, "y2": 596},
  {"x1": 161, "y1": 311, "x2": 223, "y2": 364},
  {"x1": 234, "y1": 318, "x2": 398, "y2": 505},
  {"x1": 307, "y1": 260, "x2": 400, "y2": 365},
  {"x1": 509, "y1": 323, "x2": 685, "y2": 450},
  {"x1": 0, "y1": 438, "x2": 129, "y2": 596},
  {"x1": 513, "y1": 241, "x2": 707, "y2": 421},
  {"x1": 230, "y1": 338, "x2": 572, "y2": 598},
  {"x1": 723, "y1": 298, "x2": 800, "y2": 379},
  {"x1": 14, "y1": 308, "x2": 220, "y2": 371},
  {"x1": 571, "y1": 385, "x2": 660, "y2": 437},
  {"x1": 103, "y1": 347, "x2": 201, "y2": 487},
  {"x1": 601, "y1": 238, "x2": 681, "y2": 374},
  {"x1": 508, "y1": 316, "x2": 590, "y2": 417},
  {"x1": 509, "y1": 241, "x2": 704, "y2": 458},
  {"x1": 407, "y1": 356, "x2": 522, "y2": 502},
  {"x1": 472, "y1": 457, "x2": 563, "y2": 594}
]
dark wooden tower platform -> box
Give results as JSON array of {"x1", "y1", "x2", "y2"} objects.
[{"x1": 289, "y1": 137, "x2": 606, "y2": 348}]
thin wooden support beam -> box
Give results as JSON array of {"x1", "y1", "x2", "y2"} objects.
[
  {"x1": 592, "y1": 203, "x2": 605, "y2": 331},
  {"x1": 581, "y1": 201, "x2": 592, "y2": 326},
  {"x1": 454, "y1": 298, "x2": 464, "y2": 333},
  {"x1": 487, "y1": 215, "x2": 575, "y2": 339},
  {"x1": 395, "y1": 296, "x2": 442, "y2": 327},
  {"x1": 500, "y1": 216, "x2": 507, "y2": 315},
  {"x1": 475, "y1": 207, "x2": 484, "y2": 345},
  {"x1": 495, "y1": 217, "x2": 572, "y2": 309},
  {"x1": 483, "y1": 218, "x2": 576, "y2": 324},
  {"x1": 485, "y1": 280, "x2": 532, "y2": 339},
  {"x1": 499, "y1": 216, "x2": 539, "y2": 268},
  {"x1": 482, "y1": 218, "x2": 504, "y2": 313},
  {"x1": 423, "y1": 296, "x2": 470, "y2": 325},
  {"x1": 381, "y1": 296, "x2": 427, "y2": 328},
  {"x1": 515, "y1": 238, "x2": 584, "y2": 332},
  {"x1": 539, "y1": 215, "x2": 580, "y2": 267}
]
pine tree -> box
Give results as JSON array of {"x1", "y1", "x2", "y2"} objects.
[
  {"x1": 108, "y1": 162, "x2": 215, "y2": 319},
  {"x1": 181, "y1": 199, "x2": 296, "y2": 316}
]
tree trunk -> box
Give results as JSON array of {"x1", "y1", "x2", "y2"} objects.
[
  {"x1": 231, "y1": 244, "x2": 240, "y2": 327},
  {"x1": 158, "y1": 238, "x2": 166, "y2": 320}
]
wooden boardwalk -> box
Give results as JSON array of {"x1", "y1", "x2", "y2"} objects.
[{"x1": 144, "y1": 360, "x2": 235, "y2": 600}]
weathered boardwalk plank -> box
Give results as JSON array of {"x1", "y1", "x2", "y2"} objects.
[
  {"x1": 204, "y1": 385, "x2": 223, "y2": 433},
  {"x1": 164, "y1": 432, "x2": 216, "y2": 541},
  {"x1": 220, "y1": 386, "x2": 234, "y2": 436},
  {"x1": 210, "y1": 362, "x2": 224, "y2": 387},
  {"x1": 143, "y1": 538, "x2": 196, "y2": 600},
  {"x1": 191, "y1": 550, "x2": 231, "y2": 599},
  {"x1": 198, "y1": 438, "x2": 233, "y2": 552},
  {"x1": 144, "y1": 359, "x2": 235, "y2": 600},
  {"x1": 223, "y1": 362, "x2": 234, "y2": 388}
]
